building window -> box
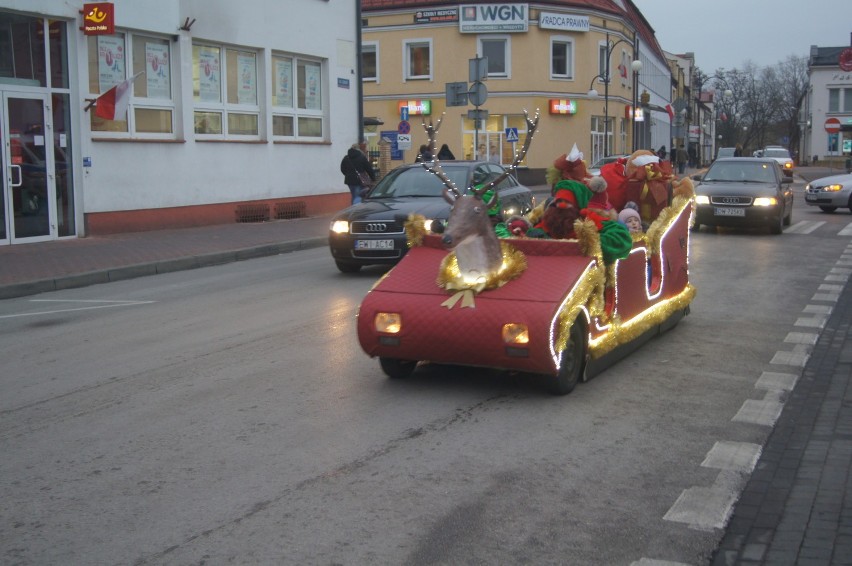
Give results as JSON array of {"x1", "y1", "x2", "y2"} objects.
[
  {"x1": 88, "y1": 33, "x2": 174, "y2": 136},
  {"x1": 362, "y1": 42, "x2": 378, "y2": 82},
  {"x1": 550, "y1": 37, "x2": 573, "y2": 79},
  {"x1": 479, "y1": 36, "x2": 509, "y2": 78},
  {"x1": 272, "y1": 53, "x2": 325, "y2": 139},
  {"x1": 845, "y1": 88, "x2": 852, "y2": 112},
  {"x1": 193, "y1": 43, "x2": 260, "y2": 138},
  {"x1": 404, "y1": 39, "x2": 431, "y2": 80},
  {"x1": 598, "y1": 43, "x2": 608, "y2": 79},
  {"x1": 828, "y1": 88, "x2": 839, "y2": 112}
]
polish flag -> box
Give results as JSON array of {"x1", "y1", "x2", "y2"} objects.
[
  {"x1": 95, "y1": 72, "x2": 143, "y2": 121},
  {"x1": 665, "y1": 104, "x2": 674, "y2": 120},
  {"x1": 617, "y1": 63, "x2": 627, "y2": 79}
]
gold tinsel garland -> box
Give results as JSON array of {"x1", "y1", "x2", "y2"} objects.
[
  {"x1": 436, "y1": 241, "x2": 527, "y2": 293},
  {"x1": 405, "y1": 213, "x2": 428, "y2": 248}
]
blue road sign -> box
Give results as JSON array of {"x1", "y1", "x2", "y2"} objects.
[
  {"x1": 505, "y1": 127, "x2": 519, "y2": 143},
  {"x1": 400, "y1": 106, "x2": 409, "y2": 121}
]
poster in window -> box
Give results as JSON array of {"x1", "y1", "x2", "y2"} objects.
[
  {"x1": 237, "y1": 54, "x2": 257, "y2": 105},
  {"x1": 98, "y1": 35, "x2": 125, "y2": 92},
  {"x1": 275, "y1": 59, "x2": 292, "y2": 107},
  {"x1": 198, "y1": 46, "x2": 221, "y2": 102},
  {"x1": 304, "y1": 63, "x2": 321, "y2": 110},
  {"x1": 146, "y1": 43, "x2": 170, "y2": 99}
]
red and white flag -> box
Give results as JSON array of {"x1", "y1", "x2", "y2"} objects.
[
  {"x1": 665, "y1": 104, "x2": 674, "y2": 120},
  {"x1": 617, "y1": 63, "x2": 627, "y2": 79},
  {"x1": 720, "y1": 112, "x2": 728, "y2": 122},
  {"x1": 95, "y1": 72, "x2": 143, "y2": 121}
]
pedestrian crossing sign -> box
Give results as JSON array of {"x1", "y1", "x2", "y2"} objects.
[{"x1": 505, "y1": 127, "x2": 519, "y2": 142}]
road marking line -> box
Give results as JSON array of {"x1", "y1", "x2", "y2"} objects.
[
  {"x1": 785, "y1": 331, "x2": 819, "y2": 344},
  {"x1": 771, "y1": 350, "x2": 810, "y2": 367},
  {"x1": 663, "y1": 486, "x2": 739, "y2": 531},
  {"x1": 701, "y1": 441, "x2": 762, "y2": 472},
  {"x1": 756, "y1": 371, "x2": 799, "y2": 391},
  {"x1": 732, "y1": 399, "x2": 784, "y2": 426},
  {"x1": 0, "y1": 300, "x2": 155, "y2": 319},
  {"x1": 812, "y1": 292, "x2": 840, "y2": 302},
  {"x1": 839, "y1": 222, "x2": 852, "y2": 236},
  {"x1": 794, "y1": 315, "x2": 827, "y2": 329},
  {"x1": 802, "y1": 304, "x2": 832, "y2": 315}
]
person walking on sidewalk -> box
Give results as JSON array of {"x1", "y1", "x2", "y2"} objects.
[
  {"x1": 676, "y1": 144, "x2": 688, "y2": 175},
  {"x1": 340, "y1": 144, "x2": 375, "y2": 205}
]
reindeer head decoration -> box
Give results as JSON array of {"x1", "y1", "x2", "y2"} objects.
[{"x1": 420, "y1": 110, "x2": 540, "y2": 285}]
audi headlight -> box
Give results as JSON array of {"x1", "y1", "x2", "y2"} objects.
[
  {"x1": 695, "y1": 195, "x2": 710, "y2": 205},
  {"x1": 753, "y1": 197, "x2": 777, "y2": 207},
  {"x1": 823, "y1": 184, "x2": 843, "y2": 192},
  {"x1": 331, "y1": 220, "x2": 350, "y2": 234}
]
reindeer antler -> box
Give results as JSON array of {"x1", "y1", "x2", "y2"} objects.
[
  {"x1": 419, "y1": 113, "x2": 462, "y2": 204},
  {"x1": 473, "y1": 109, "x2": 540, "y2": 207},
  {"x1": 419, "y1": 109, "x2": 540, "y2": 207}
]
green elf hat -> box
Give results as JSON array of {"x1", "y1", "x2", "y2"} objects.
[
  {"x1": 553, "y1": 179, "x2": 592, "y2": 209},
  {"x1": 480, "y1": 187, "x2": 501, "y2": 216}
]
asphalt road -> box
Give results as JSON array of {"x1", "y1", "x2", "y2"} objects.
[{"x1": 1, "y1": 183, "x2": 850, "y2": 565}]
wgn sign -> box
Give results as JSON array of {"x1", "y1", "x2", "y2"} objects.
[{"x1": 460, "y1": 3, "x2": 528, "y2": 33}]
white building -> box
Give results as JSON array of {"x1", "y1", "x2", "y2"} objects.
[
  {"x1": 1, "y1": 0, "x2": 359, "y2": 244},
  {"x1": 801, "y1": 42, "x2": 852, "y2": 165}
]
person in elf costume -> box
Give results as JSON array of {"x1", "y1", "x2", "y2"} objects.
[
  {"x1": 480, "y1": 188, "x2": 511, "y2": 238},
  {"x1": 527, "y1": 180, "x2": 633, "y2": 264},
  {"x1": 599, "y1": 150, "x2": 675, "y2": 223},
  {"x1": 553, "y1": 143, "x2": 591, "y2": 183}
]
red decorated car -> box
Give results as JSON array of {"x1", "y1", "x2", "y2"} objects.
[{"x1": 355, "y1": 175, "x2": 696, "y2": 395}]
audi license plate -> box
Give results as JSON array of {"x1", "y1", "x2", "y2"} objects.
[
  {"x1": 355, "y1": 239, "x2": 394, "y2": 250},
  {"x1": 714, "y1": 207, "x2": 745, "y2": 217},
  {"x1": 805, "y1": 194, "x2": 817, "y2": 201}
]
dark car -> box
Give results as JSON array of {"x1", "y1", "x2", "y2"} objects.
[
  {"x1": 692, "y1": 157, "x2": 794, "y2": 234},
  {"x1": 588, "y1": 154, "x2": 629, "y2": 177},
  {"x1": 329, "y1": 160, "x2": 535, "y2": 272}
]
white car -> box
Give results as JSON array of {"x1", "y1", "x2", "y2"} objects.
[
  {"x1": 761, "y1": 147, "x2": 794, "y2": 177},
  {"x1": 804, "y1": 173, "x2": 852, "y2": 213}
]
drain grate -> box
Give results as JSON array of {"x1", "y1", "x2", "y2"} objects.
[
  {"x1": 235, "y1": 204, "x2": 270, "y2": 223},
  {"x1": 274, "y1": 201, "x2": 306, "y2": 220}
]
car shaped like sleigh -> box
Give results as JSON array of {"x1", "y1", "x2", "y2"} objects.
[{"x1": 356, "y1": 187, "x2": 696, "y2": 395}]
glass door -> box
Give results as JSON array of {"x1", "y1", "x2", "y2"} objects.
[{"x1": 2, "y1": 93, "x2": 55, "y2": 243}]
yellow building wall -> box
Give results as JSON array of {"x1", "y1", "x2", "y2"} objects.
[{"x1": 362, "y1": 8, "x2": 639, "y2": 182}]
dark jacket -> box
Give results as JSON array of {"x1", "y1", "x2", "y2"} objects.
[
  {"x1": 437, "y1": 144, "x2": 455, "y2": 160},
  {"x1": 340, "y1": 148, "x2": 375, "y2": 186}
]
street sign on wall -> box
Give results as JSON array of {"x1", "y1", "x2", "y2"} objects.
[{"x1": 825, "y1": 117, "x2": 841, "y2": 134}]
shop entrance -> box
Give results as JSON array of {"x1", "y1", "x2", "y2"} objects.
[{"x1": 1, "y1": 93, "x2": 57, "y2": 243}]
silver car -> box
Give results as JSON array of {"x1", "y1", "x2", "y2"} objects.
[{"x1": 804, "y1": 173, "x2": 852, "y2": 213}]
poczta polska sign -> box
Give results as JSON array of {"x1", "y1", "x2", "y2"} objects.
[{"x1": 82, "y1": 3, "x2": 115, "y2": 36}]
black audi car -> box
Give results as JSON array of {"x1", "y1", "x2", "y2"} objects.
[
  {"x1": 692, "y1": 157, "x2": 794, "y2": 235},
  {"x1": 329, "y1": 160, "x2": 535, "y2": 272}
]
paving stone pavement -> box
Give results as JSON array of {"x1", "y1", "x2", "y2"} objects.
[{"x1": 711, "y1": 265, "x2": 852, "y2": 565}]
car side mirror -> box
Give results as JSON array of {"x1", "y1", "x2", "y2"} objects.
[
  {"x1": 782, "y1": 177, "x2": 793, "y2": 184},
  {"x1": 691, "y1": 174, "x2": 703, "y2": 182}
]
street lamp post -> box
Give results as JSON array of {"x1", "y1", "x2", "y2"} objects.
[{"x1": 586, "y1": 32, "x2": 641, "y2": 157}]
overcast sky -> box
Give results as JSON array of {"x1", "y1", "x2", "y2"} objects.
[{"x1": 631, "y1": 0, "x2": 851, "y2": 73}]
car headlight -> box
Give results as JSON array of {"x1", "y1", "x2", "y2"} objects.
[
  {"x1": 784, "y1": 162, "x2": 793, "y2": 169},
  {"x1": 375, "y1": 312, "x2": 401, "y2": 334},
  {"x1": 753, "y1": 197, "x2": 777, "y2": 206},
  {"x1": 695, "y1": 195, "x2": 710, "y2": 205},
  {"x1": 331, "y1": 220, "x2": 350, "y2": 234},
  {"x1": 424, "y1": 219, "x2": 434, "y2": 232},
  {"x1": 502, "y1": 323, "x2": 529, "y2": 345},
  {"x1": 823, "y1": 184, "x2": 843, "y2": 192}
]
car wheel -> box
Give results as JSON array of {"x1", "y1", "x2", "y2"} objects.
[
  {"x1": 690, "y1": 221, "x2": 701, "y2": 232},
  {"x1": 549, "y1": 320, "x2": 586, "y2": 396},
  {"x1": 380, "y1": 357, "x2": 417, "y2": 379},
  {"x1": 769, "y1": 214, "x2": 783, "y2": 235},
  {"x1": 819, "y1": 205, "x2": 837, "y2": 213},
  {"x1": 335, "y1": 260, "x2": 362, "y2": 273}
]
